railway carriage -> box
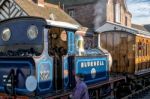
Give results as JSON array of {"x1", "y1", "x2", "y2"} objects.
[
  {"x1": 97, "y1": 22, "x2": 150, "y2": 75},
  {"x1": 96, "y1": 22, "x2": 150, "y2": 97}
]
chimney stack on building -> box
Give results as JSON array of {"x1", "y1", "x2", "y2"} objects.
[{"x1": 29, "y1": 0, "x2": 45, "y2": 7}]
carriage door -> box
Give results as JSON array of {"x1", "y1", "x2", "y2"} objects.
[{"x1": 48, "y1": 27, "x2": 68, "y2": 90}]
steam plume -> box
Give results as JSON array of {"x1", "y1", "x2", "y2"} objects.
[{"x1": 94, "y1": 0, "x2": 107, "y2": 30}]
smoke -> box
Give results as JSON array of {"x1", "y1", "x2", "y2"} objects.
[{"x1": 94, "y1": 0, "x2": 107, "y2": 30}]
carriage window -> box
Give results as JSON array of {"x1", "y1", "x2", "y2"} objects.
[
  {"x1": 2, "y1": 28, "x2": 11, "y2": 41},
  {"x1": 148, "y1": 44, "x2": 149, "y2": 56},
  {"x1": 146, "y1": 41, "x2": 148, "y2": 56},
  {"x1": 137, "y1": 42, "x2": 141, "y2": 57},
  {"x1": 27, "y1": 25, "x2": 38, "y2": 40}
]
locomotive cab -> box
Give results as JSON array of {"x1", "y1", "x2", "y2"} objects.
[
  {"x1": 45, "y1": 20, "x2": 79, "y2": 91},
  {"x1": 48, "y1": 27, "x2": 68, "y2": 90}
]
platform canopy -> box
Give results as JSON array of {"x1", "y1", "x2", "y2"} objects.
[{"x1": 96, "y1": 22, "x2": 150, "y2": 37}]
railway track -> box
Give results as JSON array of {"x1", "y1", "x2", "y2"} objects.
[{"x1": 122, "y1": 85, "x2": 150, "y2": 99}]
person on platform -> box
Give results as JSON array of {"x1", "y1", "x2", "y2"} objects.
[{"x1": 71, "y1": 73, "x2": 89, "y2": 99}]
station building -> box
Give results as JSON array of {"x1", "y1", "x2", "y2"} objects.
[{"x1": 47, "y1": 0, "x2": 131, "y2": 29}]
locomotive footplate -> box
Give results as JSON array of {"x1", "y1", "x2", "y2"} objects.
[
  {"x1": 88, "y1": 76, "x2": 126, "y2": 89},
  {"x1": 0, "y1": 76, "x2": 126, "y2": 99},
  {"x1": 88, "y1": 76, "x2": 126, "y2": 99}
]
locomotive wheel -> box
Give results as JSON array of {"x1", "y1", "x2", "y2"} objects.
[{"x1": 115, "y1": 83, "x2": 132, "y2": 98}]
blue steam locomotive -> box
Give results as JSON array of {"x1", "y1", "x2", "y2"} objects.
[{"x1": 0, "y1": 17, "x2": 112, "y2": 97}]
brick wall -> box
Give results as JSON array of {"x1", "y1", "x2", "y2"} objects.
[
  {"x1": 64, "y1": 0, "x2": 132, "y2": 29},
  {"x1": 107, "y1": 0, "x2": 131, "y2": 27},
  {"x1": 65, "y1": 3, "x2": 95, "y2": 29},
  {"x1": 106, "y1": 0, "x2": 115, "y2": 22}
]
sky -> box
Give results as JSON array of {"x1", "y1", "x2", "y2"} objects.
[{"x1": 127, "y1": 0, "x2": 150, "y2": 25}]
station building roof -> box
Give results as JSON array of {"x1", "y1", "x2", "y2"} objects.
[
  {"x1": 132, "y1": 24, "x2": 150, "y2": 33},
  {"x1": 144, "y1": 25, "x2": 150, "y2": 32},
  {"x1": 0, "y1": 0, "x2": 80, "y2": 26},
  {"x1": 46, "y1": 0, "x2": 97, "y2": 6}
]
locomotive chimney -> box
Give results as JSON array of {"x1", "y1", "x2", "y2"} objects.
[{"x1": 29, "y1": 0, "x2": 45, "y2": 7}]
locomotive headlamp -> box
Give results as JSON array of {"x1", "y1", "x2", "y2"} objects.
[
  {"x1": 2, "y1": 28, "x2": 11, "y2": 41},
  {"x1": 27, "y1": 25, "x2": 38, "y2": 40}
]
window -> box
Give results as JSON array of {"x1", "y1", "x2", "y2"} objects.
[
  {"x1": 27, "y1": 25, "x2": 38, "y2": 40},
  {"x1": 2, "y1": 28, "x2": 11, "y2": 41},
  {"x1": 138, "y1": 42, "x2": 142, "y2": 57},
  {"x1": 68, "y1": 9, "x2": 75, "y2": 18},
  {"x1": 125, "y1": 16, "x2": 128, "y2": 26},
  {"x1": 32, "y1": 0, "x2": 37, "y2": 3},
  {"x1": 115, "y1": 3, "x2": 121, "y2": 23}
]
